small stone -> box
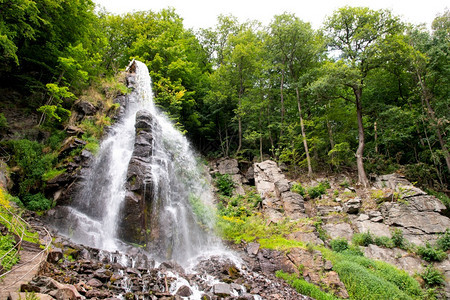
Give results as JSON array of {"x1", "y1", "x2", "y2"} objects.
[
  {"x1": 50, "y1": 287, "x2": 77, "y2": 300},
  {"x1": 357, "y1": 214, "x2": 369, "y2": 221},
  {"x1": 87, "y1": 278, "x2": 103, "y2": 288},
  {"x1": 85, "y1": 289, "x2": 111, "y2": 298},
  {"x1": 176, "y1": 285, "x2": 193, "y2": 297},
  {"x1": 246, "y1": 242, "x2": 260, "y2": 257},
  {"x1": 371, "y1": 216, "x2": 384, "y2": 222},
  {"x1": 47, "y1": 248, "x2": 63, "y2": 263},
  {"x1": 324, "y1": 260, "x2": 333, "y2": 271},
  {"x1": 213, "y1": 283, "x2": 231, "y2": 296}
]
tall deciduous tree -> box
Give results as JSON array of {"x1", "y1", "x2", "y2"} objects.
[{"x1": 324, "y1": 6, "x2": 403, "y2": 187}]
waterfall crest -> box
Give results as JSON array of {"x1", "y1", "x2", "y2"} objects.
[{"x1": 52, "y1": 60, "x2": 218, "y2": 265}]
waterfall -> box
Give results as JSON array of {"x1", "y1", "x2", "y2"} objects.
[{"x1": 53, "y1": 61, "x2": 218, "y2": 265}]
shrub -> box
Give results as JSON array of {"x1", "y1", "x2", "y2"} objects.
[
  {"x1": 0, "y1": 234, "x2": 19, "y2": 272},
  {"x1": 0, "y1": 113, "x2": 8, "y2": 129},
  {"x1": 276, "y1": 271, "x2": 338, "y2": 300},
  {"x1": 391, "y1": 228, "x2": 406, "y2": 249},
  {"x1": 417, "y1": 243, "x2": 447, "y2": 262},
  {"x1": 23, "y1": 193, "x2": 52, "y2": 211},
  {"x1": 307, "y1": 181, "x2": 330, "y2": 199},
  {"x1": 46, "y1": 130, "x2": 67, "y2": 150},
  {"x1": 330, "y1": 238, "x2": 349, "y2": 253},
  {"x1": 420, "y1": 265, "x2": 445, "y2": 287},
  {"x1": 214, "y1": 173, "x2": 234, "y2": 197},
  {"x1": 7, "y1": 139, "x2": 56, "y2": 196},
  {"x1": 374, "y1": 236, "x2": 395, "y2": 248},
  {"x1": 436, "y1": 228, "x2": 450, "y2": 251},
  {"x1": 291, "y1": 182, "x2": 306, "y2": 196},
  {"x1": 352, "y1": 231, "x2": 374, "y2": 247}
]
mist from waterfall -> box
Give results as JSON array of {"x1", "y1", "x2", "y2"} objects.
[{"x1": 53, "y1": 61, "x2": 220, "y2": 266}]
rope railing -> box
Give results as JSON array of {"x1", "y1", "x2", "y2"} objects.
[
  {"x1": 0, "y1": 203, "x2": 52, "y2": 290},
  {"x1": 0, "y1": 146, "x2": 10, "y2": 162}
]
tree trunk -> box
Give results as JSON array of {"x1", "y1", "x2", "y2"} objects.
[
  {"x1": 374, "y1": 121, "x2": 378, "y2": 154},
  {"x1": 295, "y1": 87, "x2": 312, "y2": 177},
  {"x1": 280, "y1": 67, "x2": 285, "y2": 139},
  {"x1": 354, "y1": 87, "x2": 370, "y2": 187},
  {"x1": 259, "y1": 108, "x2": 263, "y2": 162},
  {"x1": 417, "y1": 72, "x2": 450, "y2": 172}
]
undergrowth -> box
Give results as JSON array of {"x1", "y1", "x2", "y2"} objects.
[{"x1": 276, "y1": 271, "x2": 338, "y2": 300}]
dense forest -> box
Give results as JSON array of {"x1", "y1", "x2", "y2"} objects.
[{"x1": 0, "y1": 0, "x2": 448, "y2": 210}]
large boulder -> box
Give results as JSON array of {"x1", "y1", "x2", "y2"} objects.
[
  {"x1": 254, "y1": 160, "x2": 305, "y2": 221},
  {"x1": 117, "y1": 110, "x2": 155, "y2": 245}
]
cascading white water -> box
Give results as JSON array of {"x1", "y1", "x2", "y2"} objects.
[{"x1": 55, "y1": 60, "x2": 219, "y2": 265}]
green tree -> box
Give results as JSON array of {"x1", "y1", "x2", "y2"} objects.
[{"x1": 324, "y1": 6, "x2": 403, "y2": 187}]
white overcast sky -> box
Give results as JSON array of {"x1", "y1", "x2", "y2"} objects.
[{"x1": 94, "y1": 0, "x2": 447, "y2": 30}]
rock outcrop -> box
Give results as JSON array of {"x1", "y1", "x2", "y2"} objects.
[
  {"x1": 254, "y1": 160, "x2": 306, "y2": 221},
  {"x1": 117, "y1": 110, "x2": 155, "y2": 245},
  {"x1": 210, "y1": 158, "x2": 247, "y2": 195}
]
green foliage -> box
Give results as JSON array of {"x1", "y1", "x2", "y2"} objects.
[
  {"x1": 352, "y1": 231, "x2": 374, "y2": 247},
  {"x1": 328, "y1": 142, "x2": 353, "y2": 169},
  {"x1": 23, "y1": 193, "x2": 52, "y2": 211},
  {"x1": 6, "y1": 139, "x2": 56, "y2": 199},
  {"x1": 291, "y1": 182, "x2": 306, "y2": 196},
  {"x1": 218, "y1": 191, "x2": 261, "y2": 218},
  {"x1": 328, "y1": 251, "x2": 423, "y2": 299},
  {"x1": 46, "y1": 130, "x2": 67, "y2": 151},
  {"x1": 42, "y1": 168, "x2": 66, "y2": 181},
  {"x1": 189, "y1": 194, "x2": 216, "y2": 228},
  {"x1": 436, "y1": 229, "x2": 450, "y2": 251},
  {"x1": 374, "y1": 236, "x2": 395, "y2": 248},
  {"x1": 307, "y1": 181, "x2": 330, "y2": 199},
  {"x1": 330, "y1": 238, "x2": 349, "y2": 252},
  {"x1": 391, "y1": 228, "x2": 407, "y2": 249},
  {"x1": 417, "y1": 243, "x2": 447, "y2": 262},
  {"x1": 214, "y1": 173, "x2": 235, "y2": 197},
  {"x1": 216, "y1": 213, "x2": 304, "y2": 246},
  {"x1": 0, "y1": 113, "x2": 8, "y2": 129},
  {"x1": 276, "y1": 271, "x2": 339, "y2": 300},
  {"x1": 0, "y1": 234, "x2": 19, "y2": 272},
  {"x1": 420, "y1": 265, "x2": 445, "y2": 287}
]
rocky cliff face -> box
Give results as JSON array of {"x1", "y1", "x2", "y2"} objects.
[{"x1": 117, "y1": 110, "x2": 155, "y2": 245}]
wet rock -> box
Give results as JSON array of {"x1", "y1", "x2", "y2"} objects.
[
  {"x1": 50, "y1": 287, "x2": 79, "y2": 300},
  {"x1": 213, "y1": 283, "x2": 231, "y2": 296},
  {"x1": 87, "y1": 278, "x2": 103, "y2": 288},
  {"x1": 47, "y1": 248, "x2": 63, "y2": 263},
  {"x1": 85, "y1": 289, "x2": 111, "y2": 298},
  {"x1": 118, "y1": 110, "x2": 154, "y2": 245},
  {"x1": 176, "y1": 285, "x2": 193, "y2": 297},
  {"x1": 93, "y1": 268, "x2": 112, "y2": 282}
]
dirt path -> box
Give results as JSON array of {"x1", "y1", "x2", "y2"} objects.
[{"x1": 0, "y1": 241, "x2": 47, "y2": 299}]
